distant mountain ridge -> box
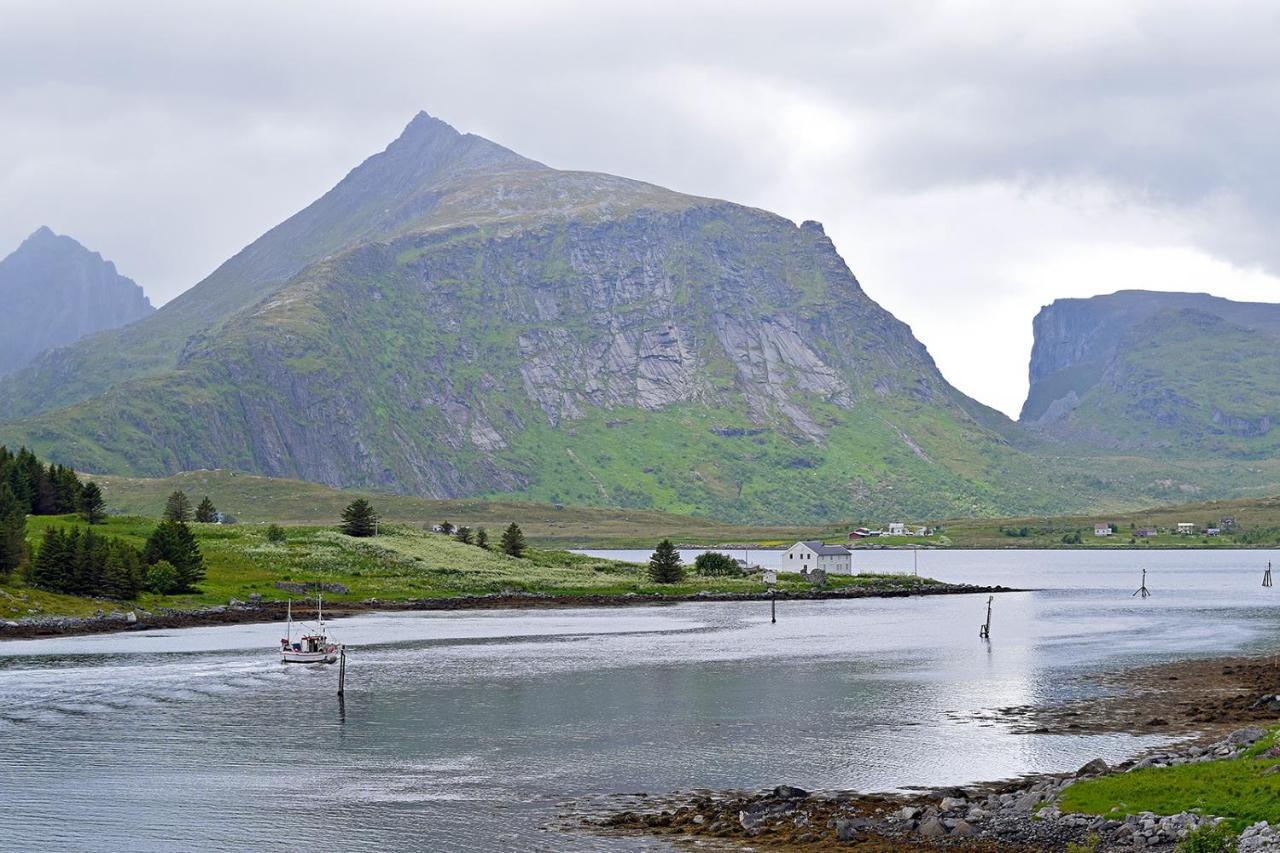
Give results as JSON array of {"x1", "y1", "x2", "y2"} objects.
[
  {"x1": 5, "y1": 116, "x2": 1280, "y2": 522},
  {"x1": 0, "y1": 227, "x2": 153, "y2": 377},
  {"x1": 1020, "y1": 290, "x2": 1280, "y2": 453}
]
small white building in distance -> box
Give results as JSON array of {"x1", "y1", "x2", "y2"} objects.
[
  {"x1": 1094, "y1": 523, "x2": 1112, "y2": 536},
  {"x1": 1177, "y1": 522, "x2": 1196, "y2": 535},
  {"x1": 786, "y1": 541, "x2": 853, "y2": 575},
  {"x1": 887, "y1": 522, "x2": 906, "y2": 536}
]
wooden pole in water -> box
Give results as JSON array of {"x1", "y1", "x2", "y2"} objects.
[
  {"x1": 1265, "y1": 561, "x2": 1273, "y2": 588},
  {"x1": 337, "y1": 646, "x2": 346, "y2": 696},
  {"x1": 770, "y1": 589, "x2": 776, "y2": 624},
  {"x1": 979, "y1": 595, "x2": 992, "y2": 638},
  {"x1": 1133, "y1": 568, "x2": 1151, "y2": 598}
]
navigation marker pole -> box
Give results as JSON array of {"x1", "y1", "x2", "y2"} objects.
[
  {"x1": 771, "y1": 588, "x2": 776, "y2": 624},
  {"x1": 1133, "y1": 568, "x2": 1151, "y2": 599},
  {"x1": 979, "y1": 595, "x2": 992, "y2": 639},
  {"x1": 337, "y1": 646, "x2": 347, "y2": 696},
  {"x1": 1265, "y1": 561, "x2": 1274, "y2": 588}
]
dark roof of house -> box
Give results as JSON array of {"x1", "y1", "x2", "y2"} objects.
[{"x1": 798, "y1": 540, "x2": 851, "y2": 556}]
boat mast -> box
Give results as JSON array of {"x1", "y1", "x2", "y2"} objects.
[
  {"x1": 317, "y1": 591, "x2": 324, "y2": 630},
  {"x1": 286, "y1": 598, "x2": 292, "y2": 643}
]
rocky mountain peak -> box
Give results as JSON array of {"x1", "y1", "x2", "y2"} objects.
[{"x1": 0, "y1": 229, "x2": 153, "y2": 376}]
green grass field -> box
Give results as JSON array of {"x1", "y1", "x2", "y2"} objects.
[
  {"x1": 0, "y1": 514, "x2": 939, "y2": 621},
  {"x1": 1057, "y1": 730, "x2": 1280, "y2": 831},
  {"x1": 91, "y1": 469, "x2": 1280, "y2": 551}
]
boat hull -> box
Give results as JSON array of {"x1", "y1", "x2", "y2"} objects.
[{"x1": 281, "y1": 650, "x2": 337, "y2": 664}]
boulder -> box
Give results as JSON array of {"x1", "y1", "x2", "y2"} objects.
[
  {"x1": 939, "y1": 796, "x2": 967, "y2": 812},
  {"x1": 835, "y1": 818, "x2": 861, "y2": 841},
  {"x1": 918, "y1": 816, "x2": 947, "y2": 837},
  {"x1": 1076, "y1": 758, "x2": 1110, "y2": 777},
  {"x1": 1228, "y1": 726, "x2": 1268, "y2": 746},
  {"x1": 951, "y1": 819, "x2": 974, "y2": 837},
  {"x1": 772, "y1": 785, "x2": 810, "y2": 800}
]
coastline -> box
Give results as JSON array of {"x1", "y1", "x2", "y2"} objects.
[
  {"x1": 0, "y1": 582, "x2": 1018, "y2": 641},
  {"x1": 577, "y1": 653, "x2": 1280, "y2": 851}
]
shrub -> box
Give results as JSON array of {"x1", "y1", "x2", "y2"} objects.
[
  {"x1": 1177, "y1": 823, "x2": 1237, "y2": 853},
  {"x1": 146, "y1": 560, "x2": 180, "y2": 595},
  {"x1": 693, "y1": 551, "x2": 739, "y2": 577},
  {"x1": 1066, "y1": 835, "x2": 1100, "y2": 853},
  {"x1": 266, "y1": 524, "x2": 287, "y2": 543}
]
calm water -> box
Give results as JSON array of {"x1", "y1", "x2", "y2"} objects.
[{"x1": 4, "y1": 550, "x2": 1280, "y2": 852}]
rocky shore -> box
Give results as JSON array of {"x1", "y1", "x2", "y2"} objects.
[
  {"x1": 0, "y1": 582, "x2": 1014, "y2": 640},
  {"x1": 582, "y1": 726, "x2": 1279, "y2": 851}
]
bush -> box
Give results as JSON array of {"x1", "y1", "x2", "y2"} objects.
[
  {"x1": 146, "y1": 560, "x2": 180, "y2": 595},
  {"x1": 693, "y1": 551, "x2": 739, "y2": 577},
  {"x1": 1177, "y1": 824, "x2": 1237, "y2": 853},
  {"x1": 1066, "y1": 835, "x2": 1100, "y2": 853},
  {"x1": 266, "y1": 524, "x2": 287, "y2": 543}
]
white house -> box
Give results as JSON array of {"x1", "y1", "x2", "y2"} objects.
[
  {"x1": 1093, "y1": 523, "x2": 1112, "y2": 537},
  {"x1": 887, "y1": 522, "x2": 906, "y2": 536},
  {"x1": 786, "y1": 541, "x2": 853, "y2": 575},
  {"x1": 1177, "y1": 522, "x2": 1195, "y2": 535}
]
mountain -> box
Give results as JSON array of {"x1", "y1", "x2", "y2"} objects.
[
  {"x1": 0, "y1": 114, "x2": 1244, "y2": 522},
  {"x1": 1020, "y1": 290, "x2": 1280, "y2": 453},
  {"x1": 0, "y1": 228, "x2": 153, "y2": 376}
]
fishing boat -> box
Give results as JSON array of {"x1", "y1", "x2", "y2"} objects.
[{"x1": 280, "y1": 595, "x2": 340, "y2": 664}]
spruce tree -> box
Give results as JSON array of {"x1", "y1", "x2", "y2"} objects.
[
  {"x1": 28, "y1": 527, "x2": 69, "y2": 591},
  {"x1": 143, "y1": 520, "x2": 206, "y2": 592},
  {"x1": 475, "y1": 527, "x2": 489, "y2": 550},
  {"x1": 340, "y1": 499, "x2": 378, "y2": 537},
  {"x1": 500, "y1": 522, "x2": 526, "y2": 558},
  {"x1": 0, "y1": 482, "x2": 25, "y2": 579},
  {"x1": 647, "y1": 539, "x2": 685, "y2": 584},
  {"x1": 454, "y1": 525, "x2": 473, "y2": 544},
  {"x1": 102, "y1": 540, "x2": 144, "y2": 599},
  {"x1": 438, "y1": 521, "x2": 454, "y2": 536},
  {"x1": 79, "y1": 481, "x2": 106, "y2": 524},
  {"x1": 164, "y1": 490, "x2": 193, "y2": 522},
  {"x1": 195, "y1": 496, "x2": 218, "y2": 523}
]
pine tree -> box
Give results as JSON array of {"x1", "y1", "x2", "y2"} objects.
[
  {"x1": 341, "y1": 499, "x2": 378, "y2": 537},
  {"x1": 163, "y1": 490, "x2": 193, "y2": 522},
  {"x1": 0, "y1": 482, "x2": 25, "y2": 579},
  {"x1": 438, "y1": 521, "x2": 454, "y2": 536},
  {"x1": 143, "y1": 520, "x2": 205, "y2": 592},
  {"x1": 475, "y1": 527, "x2": 489, "y2": 550},
  {"x1": 195, "y1": 496, "x2": 218, "y2": 523},
  {"x1": 79, "y1": 481, "x2": 106, "y2": 524},
  {"x1": 647, "y1": 539, "x2": 685, "y2": 584},
  {"x1": 70, "y1": 528, "x2": 105, "y2": 596},
  {"x1": 454, "y1": 526, "x2": 473, "y2": 544},
  {"x1": 500, "y1": 522, "x2": 526, "y2": 558}
]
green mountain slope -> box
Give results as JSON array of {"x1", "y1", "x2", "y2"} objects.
[{"x1": 1021, "y1": 292, "x2": 1280, "y2": 455}]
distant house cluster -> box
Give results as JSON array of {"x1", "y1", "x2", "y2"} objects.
[
  {"x1": 1106, "y1": 517, "x2": 1239, "y2": 538},
  {"x1": 847, "y1": 522, "x2": 931, "y2": 540}
]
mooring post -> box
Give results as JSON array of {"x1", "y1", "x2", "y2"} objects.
[
  {"x1": 771, "y1": 589, "x2": 776, "y2": 624},
  {"x1": 337, "y1": 646, "x2": 346, "y2": 696},
  {"x1": 1264, "y1": 561, "x2": 1273, "y2": 588},
  {"x1": 979, "y1": 595, "x2": 992, "y2": 638},
  {"x1": 1133, "y1": 568, "x2": 1151, "y2": 598}
]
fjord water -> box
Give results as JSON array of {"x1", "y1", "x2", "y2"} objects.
[{"x1": 4, "y1": 551, "x2": 1280, "y2": 852}]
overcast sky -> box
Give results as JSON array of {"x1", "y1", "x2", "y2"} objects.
[{"x1": 3, "y1": 1, "x2": 1278, "y2": 416}]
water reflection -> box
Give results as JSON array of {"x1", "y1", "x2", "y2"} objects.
[{"x1": 2, "y1": 550, "x2": 1279, "y2": 851}]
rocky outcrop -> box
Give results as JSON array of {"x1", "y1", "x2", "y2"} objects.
[{"x1": 0, "y1": 227, "x2": 153, "y2": 376}]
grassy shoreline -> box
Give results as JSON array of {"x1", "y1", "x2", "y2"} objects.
[{"x1": 0, "y1": 514, "x2": 967, "y2": 624}]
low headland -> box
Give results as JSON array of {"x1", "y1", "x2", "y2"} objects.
[{"x1": 0, "y1": 514, "x2": 1011, "y2": 639}]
